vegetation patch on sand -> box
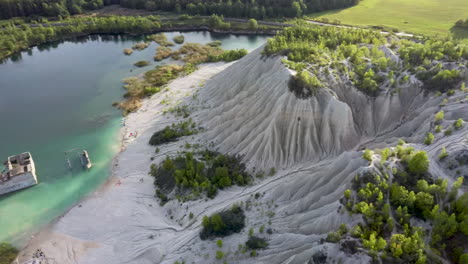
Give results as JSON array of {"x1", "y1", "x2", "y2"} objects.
[
  {"x1": 200, "y1": 205, "x2": 246, "y2": 240},
  {"x1": 150, "y1": 150, "x2": 252, "y2": 202},
  {"x1": 117, "y1": 64, "x2": 193, "y2": 114},
  {"x1": 149, "y1": 119, "x2": 199, "y2": 146},
  {"x1": 307, "y1": 0, "x2": 468, "y2": 39}
]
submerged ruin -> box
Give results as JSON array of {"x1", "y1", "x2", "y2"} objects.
[{"x1": 0, "y1": 152, "x2": 38, "y2": 196}]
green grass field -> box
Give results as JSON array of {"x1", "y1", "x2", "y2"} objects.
[{"x1": 307, "y1": 0, "x2": 468, "y2": 39}]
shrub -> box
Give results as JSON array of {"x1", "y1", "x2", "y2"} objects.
[
  {"x1": 434, "y1": 111, "x2": 444, "y2": 123},
  {"x1": 215, "y1": 250, "x2": 224, "y2": 259},
  {"x1": 438, "y1": 147, "x2": 448, "y2": 160},
  {"x1": 248, "y1": 18, "x2": 258, "y2": 30},
  {"x1": 326, "y1": 231, "x2": 341, "y2": 243},
  {"x1": 408, "y1": 151, "x2": 429, "y2": 175},
  {"x1": 149, "y1": 119, "x2": 198, "y2": 146},
  {"x1": 454, "y1": 119, "x2": 463, "y2": 130},
  {"x1": 148, "y1": 33, "x2": 174, "y2": 46},
  {"x1": 134, "y1": 60, "x2": 150, "y2": 67},
  {"x1": 435, "y1": 125, "x2": 442, "y2": 133},
  {"x1": 424, "y1": 132, "x2": 434, "y2": 145},
  {"x1": 132, "y1": 42, "x2": 150, "y2": 50},
  {"x1": 444, "y1": 128, "x2": 453, "y2": 136},
  {"x1": 208, "y1": 49, "x2": 248, "y2": 62},
  {"x1": 154, "y1": 46, "x2": 172, "y2": 61},
  {"x1": 0, "y1": 242, "x2": 18, "y2": 264},
  {"x1": 363, "y1": 149, "x2": 373, "y2": 162},
  {"x1": 217, "y1": 239, "x2": 223, "y2": 248},
  {"x1": 288, "y1": 70, "x2": 323, "y2": 98},
  {"x1": 269, "y1": 167, "x2": 276, "y2": 176},
  {"x1": 200, "y1": 205, "x2": 245, "y2": 240},
  {"x1": 207, "y1": 40, "x2": 222, "y2": 47},
  {"x1": 173, "y1": 35, "x2": 185, "y2": 44},
  {"x1": 246, "y1": 236, "x2": 268, "y2": 250}
]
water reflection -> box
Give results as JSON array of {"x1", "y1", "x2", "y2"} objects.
[{"x1": 4, "y1": 32, "x2": 268, "y2": 64}]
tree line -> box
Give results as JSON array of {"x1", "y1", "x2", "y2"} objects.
[
  {"x1": 0, "y1": 16, "x2": 161, "y2": 61},
  {"x1": 0, "y1": 0, "x2": 360, "y2": 19}
]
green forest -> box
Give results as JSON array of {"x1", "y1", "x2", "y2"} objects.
[
  {"x1": 265, "y1": 24, "x2": 468, "y2": 96},
  {"x1": 327, "y1": 143, "x2": 468, "y2": 263},
  {"x1": 0, "y1": 0, "x2": 359, "y2": 19}
]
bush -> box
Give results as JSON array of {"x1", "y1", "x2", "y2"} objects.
[
  {"x1": 207, "y1": 40, "x2": 222, "y2": 47},
  {"x1": 424, "y1": 132, "x2": 434, "y2": 145},
  {"x1": 173, "y1": 35, "x2": 185, "y2": 44},
  {"x1": 246, "y1": 236, "x2": 268, "y2": 250},
  {"x1": 148, "y1": 33, "x2": 174, "y2": 46},
  {"x1": 207, "y1": 49, "x2": 248, "y2": 62},
  {"x1": 154, "y1": 46, "x2": 172, "y2": 61},
  {"x1": 454, "y1": 119, "x2": 463, "y2": 130},
  {"x1": 149, "y1": 119, "x2": 198, "y2": 146},
  {"x1": 134, "y1": 60, "x2": 150, "y2": 67},
  {"x1": 0, "y1": 242, "x2": 18, "y2": 264},
  {"x1": 439, "y1": 147, "x2": 448, "y2": 160},
  {"x1": 363, "y1": 149, "x2": 373, "y2": 162},
  {"x1": 215, "y1": 250, "x2": 224, "y2": 259},
  {"x1": 248, "y1": 18, "x2": 258, "y2": 30},
  {"x1": 408, "y1": 151, "x2": 429, "y2": 175},
  {"x1": 434, "y1": 111, "x2": 444, "y2": 123},
  {"x1": 288, "y1": 70, "x2": 323, "y2": 98},
  {"x1": 132, "y1": 42, "x2": 150, "y2": 50},
  {"x1": 200, "y1": 205, "x2": 245, "y2": 240}
]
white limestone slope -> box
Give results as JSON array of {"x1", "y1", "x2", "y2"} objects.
[{"x1": 18, "y1": 46, "x2": 467, "y2": 264}]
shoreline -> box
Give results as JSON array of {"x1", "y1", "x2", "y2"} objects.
[{"x1": 15, "y1": 61, "x2": 233, "y2": 264}]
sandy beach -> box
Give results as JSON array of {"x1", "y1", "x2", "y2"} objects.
[{"x1": 15, "y1": 62, "x2": 232, "y2": 264}]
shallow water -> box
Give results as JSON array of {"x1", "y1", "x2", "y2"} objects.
[{"x1": 0, "y1": 32, "x2": 269, "y2": 244}]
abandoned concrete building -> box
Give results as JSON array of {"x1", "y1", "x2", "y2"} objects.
[{"x1": 0, "y1": 152, "x2": 38, "y2": 196}]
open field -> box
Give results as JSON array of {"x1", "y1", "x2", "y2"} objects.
[{"x1": 307, "y1": 0, "x2": 468, "y2": 39}]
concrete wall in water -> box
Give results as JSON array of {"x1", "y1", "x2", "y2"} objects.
[{"x1": 0, "y1": 172, "x2": 37, "y2": 196}]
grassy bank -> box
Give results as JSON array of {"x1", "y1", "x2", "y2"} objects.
[{"x1": 306, "y1": 0, "x2": 468, "y2": 39}]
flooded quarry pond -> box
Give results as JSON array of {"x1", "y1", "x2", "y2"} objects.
[{"x1": 0, "y1": 31, "x2": 269, "y2": 244}]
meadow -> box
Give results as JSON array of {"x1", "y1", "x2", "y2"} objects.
[{"x1": 307, "y1": 0, "x2": 468, "y2": 39}]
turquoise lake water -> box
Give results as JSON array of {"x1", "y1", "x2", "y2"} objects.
[{"x1": 0, "y1": 32, "x2": 269, "y2": 245}]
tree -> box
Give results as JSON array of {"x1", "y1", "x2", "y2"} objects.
[
  {"x1": 291, "y1": 1, "x2": 302, "y2": 17},
  {"x1": 248, "y1": 18, "x2": 258, "y2": 30},
  {"x1": 408, "y1": 151, "x2": 429, "y2": 175},
  {"x1": 211, "y1": 213, "x2": 225, "y2": 232},
  {"x1": 415, "y1": 192, "x2": 434, "y2": 219}
]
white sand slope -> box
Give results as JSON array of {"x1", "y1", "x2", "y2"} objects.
[{"x1": 17, "y1": 46, "x2": 468, "y2": 264}]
